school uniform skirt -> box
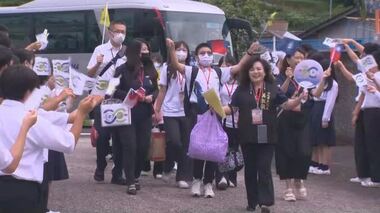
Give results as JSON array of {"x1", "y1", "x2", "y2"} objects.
[
  {"x1": 309, "y1": 101, "x2": 336, "y2": 147},
  {"x1": 46, "y1": 150, "x2": 69, "y2": 181},
  {"x1": 275, "y1": 110, "x2": 312, "y2": 180},
  {"x1": 363, "y1": 108, "x2": 380, "y2": 182}
]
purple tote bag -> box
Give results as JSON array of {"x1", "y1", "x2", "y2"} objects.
[{"x1": 188, "y1": 110, "x2": 228, "y2": 162}]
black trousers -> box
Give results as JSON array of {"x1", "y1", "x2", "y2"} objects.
[
  {"x1": 241, "y1": 144, "x2": 274, "y2": 209},
  {"x1": 0, "y1": 176, "x2": 43, "y2": 213},
  {"x1": 189, "y1": 104, "x2": 216, "y2": 184},
  {"x1": 215, "y1": 127, "x2": 239, "y2": 185},
  {"x1": 363, "y1": 108, "x2": 380, "y2": 182},
  {"x1": 354, "y1": 110, "x2": 370, "y2": 178},
  {"x1": 93, "y1": 106, "x2": 121, "y2": 178},
  {"x1": 164, "y1": 116, "x2": 193, "y2": 181},
  {"x1": 112, "y1": 117, "x2": 152, "y2": 185}
]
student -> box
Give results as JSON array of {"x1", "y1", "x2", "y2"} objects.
[
  {"x1": 154, "y1": 41, "x2": 193, "y2": 188},
  {"x1": 275, "y1": 48, "x2": 312, "y2": 202},
  {"x1": 0, "y1": 110, "x2": 37, "y2": 173},
  {"x1": 113, "y1": 38, "x2": 158, "y2": 195},
  {"x1": 336, "y1": 40, "x2": 380, "y2": 185},
  {"x1": 0, "y1": 45, "x2": 14, "y2": 104},
  {"x1": 87, "y1": 20, "x2": 127, "y2": 184},
  {"x1": 0, "y1": 65, "x2": 101, "y2": 212},
  {"x1": 215, "y1": 54, "x2": 240, "y2": 190},
  {"x1": 224, "y1": 57, "x2": 307, "y2": 213},
  {"x1": 308, "y1": 57, "x2": 339, "y2": 175},
  {"x1": 166, "y1": 38, "x2": 263, "y2": 198}
]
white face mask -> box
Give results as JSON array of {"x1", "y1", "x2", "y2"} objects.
[
  {"x1": 198, "y1": 54, "x2": 214, "y2": 67},
  {"x1": 111, "y1": 33, "x2": 125, "y2": 45},
  {"x1": 154, "y1": 62, "x2": 161, "y2": 69},
  {"x1": 175, "y1": 50, "x2": 188, "y2": 62}
]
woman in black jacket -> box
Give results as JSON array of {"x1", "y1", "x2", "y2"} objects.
[{"x1": 113, "y1": 39, "x2": 158, "y2": 195}]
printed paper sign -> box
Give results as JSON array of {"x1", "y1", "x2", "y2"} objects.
[
  {"x1": 359, "y1": 55, "x2": 378, "y2": 73},
  {"x1": 36, "y1": 29, "x2": 49, "y2": 50},
  {"x1": 323, "y1": 37, "x2": 339, "y2": 48},
  {"x1": 353, "y1": 73, "x2": 368, "y2": 88},
  {"x1": 294, "y1": 59, "x2": 324, "y2": 89},
  {"x1": 52, "y1": 59, "x2": 70, "y2": 74},
  {"x1": 91, "y1": 76, "x2": 110, "y2": 96},
  {"x1": 261, "y1": 51, "x2": 280, "y2": 75},
  {"x1": 84, "y1": 77, "x2": 97, "y2": 91},
  {"x1": 69, "y1": 67, "x2": 86, "y2": 96},
  {"x1": 101, "y1": 102, "x2": 131, "y2": 127},
  {"x1": 33, "y1": 57, "x2": 51, "y2": 76}
]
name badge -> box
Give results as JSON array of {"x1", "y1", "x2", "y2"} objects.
[
  {"x1": 252, "y1": 108, "x2": 263, "y2": 125},
  {"x1": 257, "y1": 124, "x2": 268, "y2": 144}
]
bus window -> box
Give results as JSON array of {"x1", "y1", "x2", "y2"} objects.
[
  {"x1": 34, "y1": 11, "x2": 87, "y2": 54},
  {"x1": 0, "y1": 14, "x2": 33, "y2": 48},
  {"x1": 111, "y1": 8, "x2": 165, "y2": 55}
]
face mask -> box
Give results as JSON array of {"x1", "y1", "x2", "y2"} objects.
[
  {"x1": 141, "y1": 53, "x2": 151, "y2": 63},
  {"x1": 198, "y1": 54, "x2": 214, "y2": 67},
  {"x1": 176, "y1": 50, "x2": 188, "y2": 62},
  {"x1": 154, "y1": 62, "x2": 161, "y2": 69},
  {"x1": 111, "y1": 33, "x2": 125, "y2": 45}
]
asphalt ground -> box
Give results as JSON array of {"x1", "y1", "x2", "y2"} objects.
[{"x1": 49, "y1": 137, "x2": 380, "y2": 213}]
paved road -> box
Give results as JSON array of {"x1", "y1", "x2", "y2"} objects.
[{"x1": 49, "y1": 137, "x2": 380, "y2": 213}]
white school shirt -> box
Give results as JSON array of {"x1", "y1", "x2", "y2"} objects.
[
  {"x1": 25, "y1": 85, "x2": 52, "y2": 110},
  {"x1": 159, "y1": 65, "x2": 186, "y2": 117},
  {"x1": 361, "y1": 72, "x2": 380, "y2": 109},
  {"x1": 0, "y1": 100, "x2": 75, "y2": 183},
  {"x1": 87, "y1": 41, "x2": 127, "y2": 76},
  {"x1": 313, "y1": 80, "x2": 339, "y2": 122},
  {"x1": 184, "y1": 65, "x2": 232, "y2": 103},
  {"x1": 220, "y1": 79, "x2": 238, "y2": 128},
  {"x1": 0, "y1": 142, "x2": 12, "y2": 171}
]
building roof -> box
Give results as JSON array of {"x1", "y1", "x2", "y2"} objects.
[{"x1": 298, "y1": 7, "x2": 359, "y2": 39}]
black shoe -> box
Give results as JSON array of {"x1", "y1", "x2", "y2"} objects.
[
  {"x1": 94, "y1": 169, "x2": 104, "y2": 182},
  {"x1": 246, "y1": 206, "x2": 255, "y2": 212},
  {"x1": 111, "y1": 177, "x2": 127, "y2": 185},
  {"x1": 216, "y1": 178, "x2": 228, "y2": 190},
  {"x1": 127, "y1": 185, "x2": 137, "y2": 195},
  {"x1": 135, "y1": 179, "x2": 141, "y2": 190}
]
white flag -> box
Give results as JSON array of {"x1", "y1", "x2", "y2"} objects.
[
  {"x1": 33, "y1": 57, "x2": 51, "y2": 76},
  {"x1": 69, "y1": 67, "x2": 86, "y2": 96}
]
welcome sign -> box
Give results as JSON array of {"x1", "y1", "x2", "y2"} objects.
[
  {"x1": 294, "y1": 59, "x2": 323, "y2": 89},
  {"x1": 101, "y1": 100, "x2": 131, "y2": 127}
]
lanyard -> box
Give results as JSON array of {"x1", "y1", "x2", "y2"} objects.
[
  {"x1": 177, "y1": 72, "x2": 184, "y2": 91},
  {"x1": 290, "y1": 79, "x2": 301, "y2": 93},
  {"x1": 201, "y1": 67, "x2": 212, "y2": 90},
  {"x1": 225, "y1": 80, "x2": 236, "y2": 97},
  {"x1": 252, "y1": 83, "x2": 264, "y2": 109}
]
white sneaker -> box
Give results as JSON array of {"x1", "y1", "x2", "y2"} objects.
[
  {"x1": 295, "y1": 187, "x2": 307, "y2": 200},
  {"x1": 191, "y1": 179, "x2": 202, "y2": 197},
  {"x1": 217, "y1": 177, "x2": 228, "y2": 190},
  {"x1": 308, "y1": 166, "x2": 318, "y2": 174},
  {"x1": 319, "y1": 169, "x2": 331, "y2": 175},
  {"x1": 350, "y1": 177, "x2": 370, "y2": 183},
  {"x1": 46, "y1": 211, "x2": 60, "y2": 213},
  {"x1": 156, "y1": 174, "x2": 163, "y2": 179},
  {"x1": 361, "y1": 180, "x2": 380, "y2": 187},
  {"x1": 229, "y1": 182, "x2": 236, "y2": 188},
  {"x1": 204, "y1": 183, "x2": 215, "y2": 198},
  {"x1": 177, "y1": 181, "x2": 190, "y2": 189}
]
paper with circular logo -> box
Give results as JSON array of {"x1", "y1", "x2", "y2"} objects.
[{"x1": 294, "y1": 59, "x2": 323, "y2": 89}]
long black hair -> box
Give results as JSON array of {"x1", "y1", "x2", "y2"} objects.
[
  {"x1": 167, "y1": 41, "x2": 190, "y2": 79},
  {"x1": 240, "y1": 57, "x2": 275, "y2": 87},
  {"x1": 279, "y1": 47, "x2": 306, "y2": 74},
  {"x1": 309, "y1": 52, "x2": 336, "y2": 91},
  {"x1": 121, "y1": 38, "x2": 157, "y2": 83}
]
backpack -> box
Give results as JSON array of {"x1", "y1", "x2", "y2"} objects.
[{"x1": 183, "y1": 66, "x2": 222, "y2": 116}]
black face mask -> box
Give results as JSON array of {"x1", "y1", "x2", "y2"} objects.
[{"x1": 141, "y1": 53, "x2": 151, "y2": 64}]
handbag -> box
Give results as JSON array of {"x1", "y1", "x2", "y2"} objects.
[
  {"x1": 188, "y1": 110, "x2": 228, "y2": 163},
  {"x1": 218, "y1": 149, "x2": 244, "y2": 173},
  {"x1": 148, "y1": 127, "x2": 166, "y2": 162}
]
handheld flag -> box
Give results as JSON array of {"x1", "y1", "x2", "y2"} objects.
[
  {"x1": 267, "y1": 12, "x2": 278, "y2": 27},
  {"x1": 329, "y1": 44, "x2": 343, "y2": 67},
  {"x1": 100, "y1": 2, "x2": 110, "y2": 44}
]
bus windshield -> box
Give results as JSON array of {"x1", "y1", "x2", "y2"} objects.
[{"x1": 165, "y1": 11, "x2": 232, "y2": 56}]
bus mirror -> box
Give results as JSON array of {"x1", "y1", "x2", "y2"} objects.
[{"x1": 223, "y1": 18, "x2": 256, "y2": 42}]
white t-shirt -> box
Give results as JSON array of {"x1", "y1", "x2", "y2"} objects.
[
  {"x1": 361, "y1": 72, "x2": 380, "y2": 109},
  {"x1": 220, "y1": 79, "x2": 238, "y2": 128},
  {"x1": 184, "y1": 65, "x2": 232, "y2": 103},
  {"x1": 87, "y1": 41, "x2": 126, "y2": 75},
  {"x1": 0, "y1": 142, "x2": 12, "y2": 171},
  {"x1": 159, "y1": 65, "x2": 186, "y2": 117},
  {"x1": 313, "y1": 80, "x2": 339, "y2": 122}
]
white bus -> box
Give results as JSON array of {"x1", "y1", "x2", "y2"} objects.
[{"x1": 0, "y1": 0, "x2": 253, "y2": 73}]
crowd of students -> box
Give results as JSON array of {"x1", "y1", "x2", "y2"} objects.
[{"x1": 0, "y1": 19, "x2": 380, "y2": 213}]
